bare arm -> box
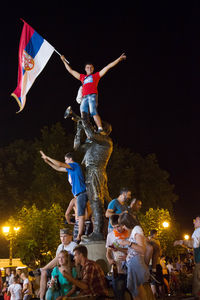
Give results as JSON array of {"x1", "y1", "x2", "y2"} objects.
[
  {"x1": 22, "y1": 283, "x2": 28, "y2": 293},
  {"x1": 99, "y1": 53, "x2": 126, "y2": 78},
  {"x1": 105, "y1": 208, "x2": 115, "y2": 218},
  {"x1": 61, "y1": 270, "x2": 88, "y2": 291},
  {"x1": 105, "y1": 207, "x2": 128, "y2": 218},
  {"x1": 106, "y1": 248, "x2": 115, "y2": 265},
  {"x1": 119, "y1": 233, "x2": 146, "y2": 255},
  {"x1": 42, "y1": 257, "x2": 58, "y2": 270},
  {"x1": 65, "y1": 198, "x2": 76, "y2": 224},
  {"x1": 60, "y1": 55, "x2": 80, "y2": 80},
  {"x1": 65, "y1": 285, "x2": 77, "y2": 297},
  {"x1": 40, "y1": 151, "x2": 71, "y2": 172},
  {"x1": 174, "y1": 239, "x2": 194, "y2": 248}
]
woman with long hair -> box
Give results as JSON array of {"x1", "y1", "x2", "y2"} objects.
[
  {"x1": 118, "y1": 213, "x2": 150, "y2": 300},
  {"x1": 45, "y1": 250, "x2": 77, "y2": 300}
]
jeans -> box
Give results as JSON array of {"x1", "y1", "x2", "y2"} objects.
[
  {"x1": 80, "y1": 93, "x2": 98, "y2": 116},
  {"x1": 112, "y1": 273, "x2": 127, "y2": 300}
]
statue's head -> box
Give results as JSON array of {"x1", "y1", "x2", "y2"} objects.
[{"x1": 102, "y1": 121, "x2": 112, "y2": 136}]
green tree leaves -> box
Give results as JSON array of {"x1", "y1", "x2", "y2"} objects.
[
  {"x1": 11, "y1": 204, "x2": 64, "y2": 268},
  {"x1": 140, "y1": 208, "x2": 179, "y2": 256}
]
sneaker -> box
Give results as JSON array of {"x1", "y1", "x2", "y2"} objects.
[{"x1": 97, "y1": 128, "x2": 107, "y2": 135}]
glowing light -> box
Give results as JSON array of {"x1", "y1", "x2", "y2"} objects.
[
  {"x1": 162, "y1": 221, "x2": 169, "y2": 228},
  {"x1": 14, "y1": 227, "x2": 20, "y2": 232},
  {"x1": 2, "y1": 226, "x2": 10, "y2": 234},
  {"x1": 184, "y1": 234, "x2": 190, "y2": 240}
]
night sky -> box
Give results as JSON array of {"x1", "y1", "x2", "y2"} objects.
[{"x1": 1, "y1": 3, "x2": 200, "y2": 236}]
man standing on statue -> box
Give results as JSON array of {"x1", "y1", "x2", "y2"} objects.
[
  {"x1": 40, "y1": 151, "x2": 88, "y2": 243},
  {"x1": 60, "y1": 53, "x2": 126, "y2": 134},
  {"x1": 73, "y1": 118, "x2": 113, "y2": 241}
]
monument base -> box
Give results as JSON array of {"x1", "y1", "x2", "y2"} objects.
[{"x1": 80, "y1": 239, "x2": 109, "y2": 274}]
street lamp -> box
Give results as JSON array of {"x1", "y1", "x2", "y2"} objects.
[
  {"x1": 2, "y1": 226, "x2": 20, "y2": 266},
  {"x1": 184, "y1": 234, "x2": 190, "y2": 240},
  {"x1": 162, "y1": 221, "x2": 169, "y2": 228}
]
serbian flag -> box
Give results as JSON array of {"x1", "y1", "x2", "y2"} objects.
[{"x1": 11, "y1": 19, "x2": 55, "y2": 112}]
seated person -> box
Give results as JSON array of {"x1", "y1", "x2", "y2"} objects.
[
  {"x1": 46, "y1": 250, "x2": 77, "y2": 300},
  {"x1": 59, "y1": 245, "x2": 109, "y2": 299},
  {"x1": 40, "y1": 228, "x2": 77, "y2": 300},
  {"x1": 106, "y1": 214, "x2": 129, "y2": 300}
]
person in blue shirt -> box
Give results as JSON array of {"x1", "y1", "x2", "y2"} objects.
[
  {"x1": 40, "y1": 151, "x2": 87, "y2": 242},
  {"x1": 105, "y1": 187, "x2": 132, "y2": 233}
]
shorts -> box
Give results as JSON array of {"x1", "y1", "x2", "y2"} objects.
[
  {"x1": 76, "y1": 191, "x2": 88, "y2": 216},
  {"x1": 80, "y1": 93, "x2": 98, "y2": 116}
]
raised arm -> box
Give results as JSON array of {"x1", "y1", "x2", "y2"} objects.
[
  {"x1": 60, "y1": 55, "x2": 80, "y2": 80},
  {"x1": 174, "y1": 239, "x2": 194, "y2": 249},
  {"x1": 40, "y1": 151, "x2": 71, "y2": 172},
  {"x1": 99, "y1": 53, "x2": 126, "y2": 78}
]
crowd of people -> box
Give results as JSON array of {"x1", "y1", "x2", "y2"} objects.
[
  {"x1": 0, "y1": 204, "x2": 199, "y2": 300},
  {"x1": 34, "y1": 54, "x2": 200, "y2": 299},
  {"x1": 0, "y1": 268, "x2": 32, "y2": 300}
]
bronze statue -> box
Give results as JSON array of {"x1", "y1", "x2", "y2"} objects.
[{"x1": 65, "y1": 106, "x2": 113, "y2": 241}]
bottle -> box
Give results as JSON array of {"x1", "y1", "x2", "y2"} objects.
[
  {"x1": 112, "y1": 263, "x2": 118, "y2": 278},
  {"x1": 54, "y1": 275, "x2": 59, "y2": 290}
]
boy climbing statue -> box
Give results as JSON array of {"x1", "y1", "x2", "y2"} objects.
[{"x1": 60, "y1": 53, "x2": 126, "y2": 134}]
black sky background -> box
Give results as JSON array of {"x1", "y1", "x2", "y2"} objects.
[{"x1": 1, "y1": 2, "x2": 200, "y2": 237}]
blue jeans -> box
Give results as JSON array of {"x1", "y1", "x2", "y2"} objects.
[
  {"x1": 112, "y1": 274, "x2": 127, "y2": 300},
  {"x1": 80, "y1": 93, "x2": 98, "y2": 116}
]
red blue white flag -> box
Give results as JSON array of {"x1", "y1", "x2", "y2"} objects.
[{"x1": 11, "y1": 19, "x2": 55, "y2": 112}]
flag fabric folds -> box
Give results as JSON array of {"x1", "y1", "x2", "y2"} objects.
[{"x1": 11, "y1": 19, "x2": 55, "y2": 112}]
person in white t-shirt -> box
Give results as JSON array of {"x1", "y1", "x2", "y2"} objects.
[
  {"x1": 8, "y1": 276, "x2": 22, "y2": 300},
  {"x1": 39, "y1": 228, "x2": 77, "y2": 300},
  {"x1": 118, "y1": 213, "x2": 150, "y2": 299}
]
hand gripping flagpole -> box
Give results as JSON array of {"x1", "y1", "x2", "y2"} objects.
[{"x1": 54, "y1": 49, "x2": 70, "y2": 64}]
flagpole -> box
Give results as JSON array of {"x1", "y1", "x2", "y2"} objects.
[
  {"x1": 54, "y1": 49, "x2": 70, "y2": 64},
  {"x1": 20, "y1": 19, "x2": 70, "y2": 64}
]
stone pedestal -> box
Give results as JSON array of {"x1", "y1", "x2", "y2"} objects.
[{"x1": 80, "y1": 240, "x2": 109, "y2": 274}]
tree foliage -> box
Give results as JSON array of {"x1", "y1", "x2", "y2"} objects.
[
  {"x1": 0, "y1": 122, "x2": 178, "y2": 219},
  {"x1": 0, "y1": 122, "x2": 179, "y2": 259},
  {"x1": 139, "y1": 208, "x2": 179, "y2": 256},
  {"x1": 10, "y1": 203, "x2": 65, "y2": 268},
  {"x1": 107, "y1": 146, "x2": 178, "y2": 212}
]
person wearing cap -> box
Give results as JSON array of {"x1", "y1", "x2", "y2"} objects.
[
  {"x1": 174, "y1": 215, "x2": 200, "y2": 299},
  {"x1": 39, "y1": 228, "x2": 77, "y2": 300},
  {"x1": 40, "y1": 151, "x2": 88, "y2": 243}
]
